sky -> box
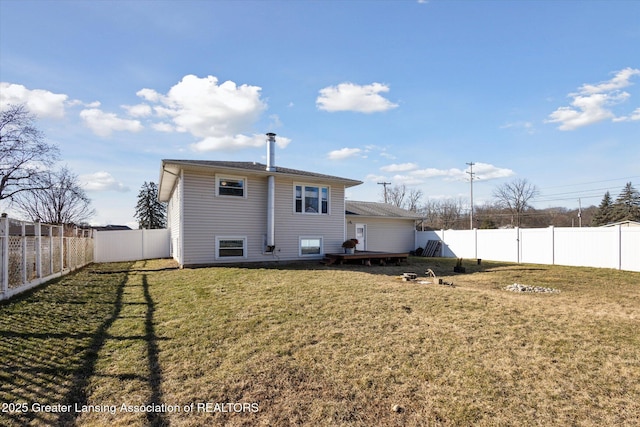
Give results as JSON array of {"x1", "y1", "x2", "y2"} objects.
[{"x1": 1, "y1": 0, "x2": 639, "y2": 228}]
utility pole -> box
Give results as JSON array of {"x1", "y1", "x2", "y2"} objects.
[
  {"x1": 378, "y1": 182, "x2": 391, "y2": 203},
  {"x1": 466, "y1": 162, "x2": 475, "y2": 229},
  {"x1": 578, "y1": 198, "x2": 582, "y2": 228}
]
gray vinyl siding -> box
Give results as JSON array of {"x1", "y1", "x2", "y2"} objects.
[
  {"x1": 179, "y1": 168, "x2": 346, "y2": 265},
  {"x1": 346, "y1": 217, "x2": 416, "y2": 253}
]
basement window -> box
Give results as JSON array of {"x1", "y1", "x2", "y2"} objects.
[
  {"x1": 295, "y1": 184, "x2": 329, "y2": 214},
  {"x1": 216, "y1": 237, "x2": 247, "y2": 259},
  {"x1": 300, "y1": 237, "x2": 323, "y2": 256},
  {"x1": 216, "y1": 175, "x2": 246, "y2": 198}
]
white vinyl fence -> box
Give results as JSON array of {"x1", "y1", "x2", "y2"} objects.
[
  {"x1": 416, "y1": 225, "x2": 640, "y2": 272},
  {"x1": 94, "y1": 228, "x2": 170, "y2": 263},
  {"x1": 0, "y1": 215, "x2": 94, "y2": 301}
]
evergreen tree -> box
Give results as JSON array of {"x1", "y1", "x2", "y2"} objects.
[
  {"x1": 591, "y1": 191, "x2": 615, "y2": 226},
  {"x1": 613, "y1": 182, "x2": 640, "y2": 222},
  {"x1": 134, "y1": 182, "x2": 166, "y2": 229}
]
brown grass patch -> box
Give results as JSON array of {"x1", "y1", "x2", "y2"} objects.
[{"x1": 1, "y1": 258, "x2": 639, "y2": 426}]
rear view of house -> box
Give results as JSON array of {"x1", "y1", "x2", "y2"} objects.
[{"x1": 158, "y1": 133, "x2": 362, "y2": 267}]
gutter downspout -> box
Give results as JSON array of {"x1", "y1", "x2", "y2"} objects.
[{"x1": 266, "y1": 133, "x2": 277, "y2": 252}]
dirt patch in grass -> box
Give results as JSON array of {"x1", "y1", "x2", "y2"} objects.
[{"x1": 1, "y1": 258, "x2": 639, "y2": 426}]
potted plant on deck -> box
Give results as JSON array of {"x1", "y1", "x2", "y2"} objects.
[{"x1": 342, "y1": 239, "x2": 358, "y2": 254}]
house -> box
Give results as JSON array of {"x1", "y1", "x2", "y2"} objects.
[
  {"x1": 600, "y1": 220, "x2": 640, "y2": 228},
  {"x1": 158, "y1": 133, "x2": 362, "y2": 267},
  {"x1": 345, "y1": 201, "x2": 422, "y2": 253}
]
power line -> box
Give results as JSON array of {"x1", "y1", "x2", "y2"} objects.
[{"x1": 538, "y1": 176, "x2": 640, "y2": 191}]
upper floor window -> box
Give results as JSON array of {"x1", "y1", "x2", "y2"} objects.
[
  {"x1": 295, "y1": 184, "x2": 329, "y2": 214},
  {"x1": 216, "y1": 175, "x2": 246, "y2": 198}
]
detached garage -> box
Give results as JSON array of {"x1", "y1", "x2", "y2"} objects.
[{"x1": 345, "y1": 201, "x2": 422, "y2": 253}]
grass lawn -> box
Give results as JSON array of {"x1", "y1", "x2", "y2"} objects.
[{"x1": 1, "y1": 257, "x2": 639, "y2": 426}]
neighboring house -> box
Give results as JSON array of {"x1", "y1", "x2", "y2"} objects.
[
  {"x1": 91, "y1": 225, "x2": 132, "y2": 231},
  {"x1": 345, "y1": 201, "x2": 422, "y2": 253},
  {"x1": 601, "y1": 220, "x2": 640, "y2": 228},
  {"x1": 158, "y1": 134, "x2": 362, "y2": 267}
]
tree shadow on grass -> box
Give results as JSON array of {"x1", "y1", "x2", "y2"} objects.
[
  {"x1": 142, "y1": 273, "x2": 167, "y2": 427},
  {"x1": 0, "y1": 262, "x2": 168, "y2": 427},
  {"x1": 0, "y1": 265, "x2": 132, "y2": 426}
]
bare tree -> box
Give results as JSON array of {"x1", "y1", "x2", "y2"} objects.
[
  {"x1": 492, "y1": 178, "x2": 539, "y2": 227},
  {"x1": 386, "y1": 184, "x2": 406, "y2": 208},
  {"x1": 406, "y1": 188, "x2": 423, "y2": 212},
  {"x1": 420, "y1": 198, "x2": 466, "y2": 229},
  {"x1": 0, "y1": 104, "x2": 60, "y2": 201},
  {"x1": 13, "y1": 166, "x2": 95, "y2": 224},
  {"x1": 439, "y1": 198, "x2": 466, "y2": 229}
]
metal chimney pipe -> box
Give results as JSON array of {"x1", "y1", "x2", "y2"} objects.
[{"x1": 266, "y1": 132, "x2": 276, "y2": 172}]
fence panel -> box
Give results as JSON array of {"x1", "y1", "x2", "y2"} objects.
[
  {"x1": 416, "y1": 226, "x2": 640, "y2": 272},
  {"x1": 554, "y1": 227, "x2": 619, "y2": 269},
  {"x1": 477, "y1": 229, "x2": 519, "y2": 263},
  {"x1": 94, "y1": 229, "x2": 170, "y2": 263},
  {"x1": 440, "y1": 230, "x2": 476, "y2": 258},
  {"x1": 621, "y1": 228, "x2": 640, "y2": 272},
  {"x1": 0, "y1": 215, "x2": 94, "y2": 300},
  {"x1": 519, "y1": 228, "x2": 554, "y2": 265}
]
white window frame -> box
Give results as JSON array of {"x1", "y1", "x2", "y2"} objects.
[
  {"x1": 215, "y1": 174, "x2": 247, "y2": 198},
  {"x1": 294, "y1": 183, "x2": 330, "y2": 215},
  {"x1": 299, "y1": 236, "x2": 323, "y2": 257},
  {"x1": 215, "y1": 236, "x2": 247, "y2": 259}
]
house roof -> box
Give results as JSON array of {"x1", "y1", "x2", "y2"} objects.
[
  {"x1": 600, "y1": 220, "x2": 640, "y2": 227},
  {"x1": 159, "y1": 159, "x2": 363, "y2": 202},
  {"x1": 345, "y1": 200, "x2": 423, "y2": 219}
]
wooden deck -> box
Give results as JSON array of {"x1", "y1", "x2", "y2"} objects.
[{"x1": 322, "y1": 251, "x2": 409, "y2": 266}]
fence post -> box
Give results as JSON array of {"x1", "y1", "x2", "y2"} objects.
[
  {"x1": 21, "y1": 222, "x2": 27, "y2": 284},
  {"x1": 1, "y1": 214, "x2": 8, "y2": 298},
  {"x1": 549, "y1": 226, "x2": 555, "y2": 266},
  {"x1": 35, "y1": 220, "x2": 42, "y2": 279},
  {"x1": 59, "y1": 225, "x2": 64, "y2": 272},
  {"x1": 616, "y1": 224, "x2": 622, "y2": 271},
  {"x1": 142, "y1": 228, "x2": 146, "y2": 260},
  {"x1": 516, "y1": 227, "x2": 520, "y2": 264},
  {"x1": 474, "y1": 228, "x2": 478, "y2": 259}
]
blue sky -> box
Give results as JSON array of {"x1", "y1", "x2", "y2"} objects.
[{"x1": 1, "y1": 0, "x2": 639, "y2": 227}]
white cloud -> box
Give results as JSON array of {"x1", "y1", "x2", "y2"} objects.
[
  {"x1": 0, "y1": 83, "x2": 68, "y2": 118},
  {"x1": 376, "y1": 162, "x2": 514, "y2": 183},
  {"x1": 316, "y1": 82, "x2": 398, "y2": 113},
  {"x1": 152, "y1": 122, "x2": 176, "y2": 132},
  {"x1": 122, "y1": 103, "x2": 152, "y2": 117},
  {"x1": 191, "y1": 133, "x2": 291, "y2": 152},
  {"x1": 613, "y1": 107, "x2": 640, "y2": 122},
  {"x1": 137, "y1": 74, "x2": 276, "y2": 151},
  {"x1": 380, "y1": 163, "x2": 418, "y2": 172},
  {"x1": 547, "y1": 68, "x2": 640, "y2": 130},
  {"x1": 472, "y1": 162, "x2": 515, "y2": 180},
  {"x1": 365, "y1": 173, "x2": 388, "y2": 182},
  {"x1": 80, "y1": 171, "x2": 130, "y2": 192},
  {"x1": 500, "y1": 121, "x2": 535, "y2": 134},
  {"x1": 328, "y1": 147, "x2": 363, "y2": 160},
  {"x1": 79, "y1": 108, "x2": 143, "y2": 137},
  {"x1": 578, "y1": 67, "x2": 640, "y2": 94}
]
